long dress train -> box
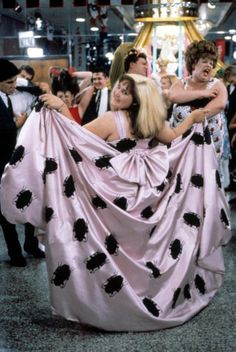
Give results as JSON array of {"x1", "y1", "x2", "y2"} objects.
[{"x1": 0, "y1": 108, "x2": 231, "y2": 331}]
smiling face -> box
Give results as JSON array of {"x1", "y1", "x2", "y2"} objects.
[
  {"x1": 92, "y1": 72, "x2": 107, "y2": 90},
  {"x1": 192, "y1": 57, "x2": 214, "y2": 82},
  {"x1": 110, "y1": 79, "x2": 133, "y2": 111}
]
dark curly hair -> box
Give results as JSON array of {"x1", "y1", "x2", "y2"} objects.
[
  {"x1": 185, "y1": 40, "x2": 218, "y2": 75},
  {"x1": 51, "y1": 69, "x2": 79, "y2": 96},
  {"x1": 124, "y1": 48, "x2": 147, "y2": 73}
]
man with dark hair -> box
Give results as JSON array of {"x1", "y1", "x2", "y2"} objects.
[
  {"x1": 19, "y1": 64, "x2": 35, "y2": 81},
  {"x1": 124, "y1": 48, "x2": 148, "y2": 76},
  {"x1": 79, "y1": 67, "x2": 110, "y2": 125},
  {"x1": 0, "y1": 59, "x2": 44, "y2": 267}
]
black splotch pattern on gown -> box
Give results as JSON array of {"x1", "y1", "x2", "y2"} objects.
[
  {"x1": 9, "y1": 145, "x2": 25, "y2": 166},
  {"x1": 42, "y1": 157, "x2": 58, "y2": 184},
  {"x1": 84, "y1": 251, "x2": 107, "y2": 273},
  {"x1": 51, "y1": 264, "x2": 71, "y2": 288},
  {"x1": 102, "y1": 274, "x2": 124, "y2": 297},
  {"x1": 183, "y1": 212, "x2": 201, "y2": 228},
  {"x1": 191, "y1": 174, "x2": 204, "y2": 188},
  {"x1": 95, "y1": 155, "x2": 113, "y2": 169},
  {"x1": 169, "y1": 239, "x2": 183, "y2": 260},
  {"x1": 105, "y1": 234, "x2": 119, "y2": 255},
  {"x1": 73, "y1": 218, "x2": 88, "y2": 242},
  {"x1": 63, "y1": 175, "x2": 75, "y2": 198},
  {"x1": 69, "y1": 148, "x2": 83, "y2": 163}
]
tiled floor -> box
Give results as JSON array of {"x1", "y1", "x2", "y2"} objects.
[{"x1": 0, "y1": 192, "x2": 236, "y2": 352}]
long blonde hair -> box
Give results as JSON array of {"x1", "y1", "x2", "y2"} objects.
[{"x1": 119, "y1": 74, "x2": 167, "y2": 138}]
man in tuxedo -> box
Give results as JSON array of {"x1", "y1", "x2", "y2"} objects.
[
  {"x1": 224, "y1": 65, "x2": 236, "y2": 191},
  {"x1": 79, "y1": 67, "x2": 110, "y2": 125},
  {"x1": 0, "y1": 59, "x2": 44, "y2": 267}
]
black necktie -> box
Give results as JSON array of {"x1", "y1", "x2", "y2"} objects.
[
  {"x1": 95, "y1": 89, "x2": 101, "y2": 116},
  {"x1": 6, "y1": 95, "x2": 14, "y2": 116}
]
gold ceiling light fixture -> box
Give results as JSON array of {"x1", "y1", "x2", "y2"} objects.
[{"x1": 134, "y1": 0, "x2": 199, "y2": 23}]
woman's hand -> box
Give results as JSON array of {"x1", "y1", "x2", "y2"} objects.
[
  {"x1": 201, "y1": 87, "x2": 218, "y2": 99},
  {"x1": 39, "y1": 93, "x2": 74, "y2": 120},
  {"x1": 39, "y1": 93, "x2": 65, "y2": 110},
  {"x1": 15, "y1": 112, "x2": 27, "y2": 129},
  {"x1": 189, "y1": 108, "x2": 210, "y2": 123}
]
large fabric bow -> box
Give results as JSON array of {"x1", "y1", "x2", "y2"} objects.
[{"x1": 110, "y1": 145, "x2": 169, "y2": 187}]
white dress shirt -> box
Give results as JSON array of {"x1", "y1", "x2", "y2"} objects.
[{"x1": 98, "y1": 87, "x2": 108, "y2": 116}]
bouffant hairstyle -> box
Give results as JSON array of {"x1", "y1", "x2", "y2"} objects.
[
  {"x1": 51, "y1": 69, "x2": 79, "y2": 96},
  {"x1": 185, "y1": 40, "x2": 218, "y2": 75},
  {"x1": 124, "y1": 48, "x2": 147, "y2": 73}
]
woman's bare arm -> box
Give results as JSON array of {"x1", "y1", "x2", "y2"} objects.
[
  {"x1": 78, "y1": 86, "x2": 94, "y2": 119},
  {"x1": 168, "y1": 79, "x2": 219, "y2": 103},
  {"x1": 156, "y1": 108, "x2": 208, "y2": 144}
]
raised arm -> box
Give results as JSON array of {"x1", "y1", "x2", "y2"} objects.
[
  {"x1": 72, "y1": 71, "x2": 93, "y2": 92},
  {"x1": 168, "y1": 79, "x2": 218, "y2": 104},
  {"x1": 78, "y1": 85, "x2": 94, "y2": 119}
]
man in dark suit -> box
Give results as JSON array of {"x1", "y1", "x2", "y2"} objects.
[
  {"x1": 79, "y1": 67, "x2": 110, "y2": 125},
  {"x1": 224, "y1": 65, "x2": 236, "y2": 191},
  {"x1": 0, "y1": 59, "x2": 44, "y2": 267}
]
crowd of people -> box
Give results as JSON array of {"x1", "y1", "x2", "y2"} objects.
[{"x1": 0, "y1": 39, "x2": 234, "y2": 331}]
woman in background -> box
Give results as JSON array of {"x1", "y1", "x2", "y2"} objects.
[{"x1": 51, "y1": 68, "x2": 81, "y2": 124}]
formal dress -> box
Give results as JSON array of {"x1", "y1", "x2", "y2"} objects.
[
  {"x1": 0, "y1": 108, "x2": 231, "y2": 331},
  {"x1": 0, "y1": 93, "x2": 43, "y2": 264},
  {"x1": 170, "y1": 78, "x2": 225, "y2": 161}
]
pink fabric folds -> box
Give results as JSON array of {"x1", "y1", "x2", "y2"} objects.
[
  {"x1": 0, "y1": 108, "x2": 231, "y2": 332},
  {"x1": 110, "y1": 146, "x2": 169, "y2": 187}
]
